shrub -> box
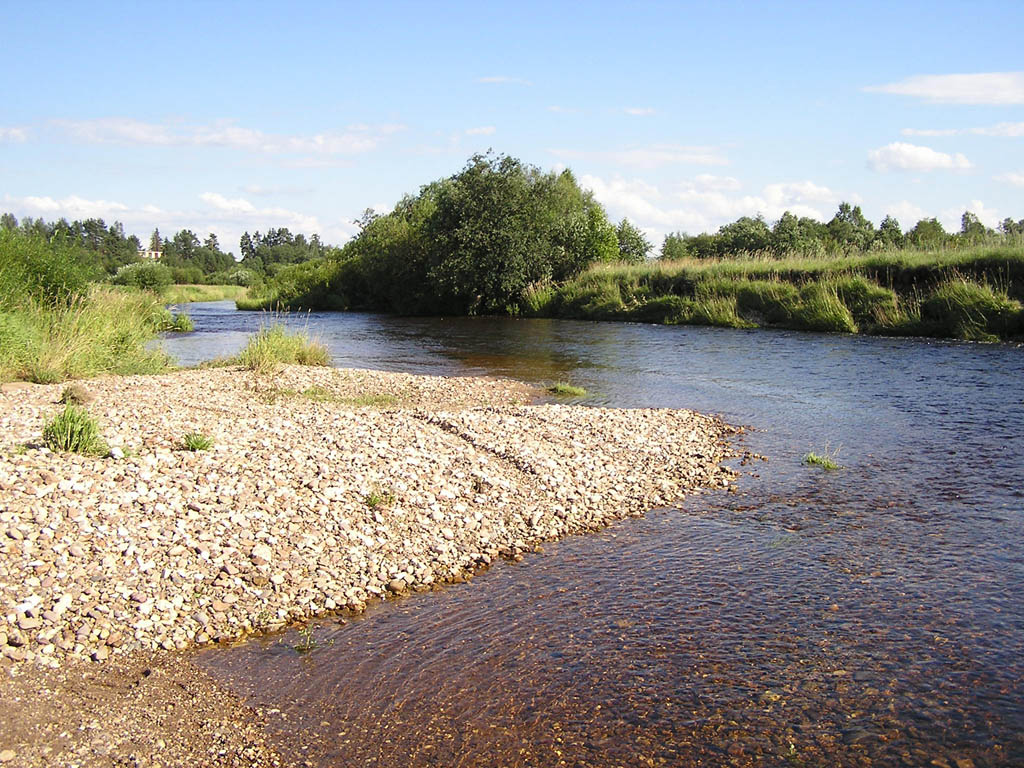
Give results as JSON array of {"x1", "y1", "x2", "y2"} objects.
[
  {"x1": 112, "y1": 262, "x2": 173, "y2": 291},
  {"x1": 42, "y1": 404, "x2": 107, "y2": 455}
]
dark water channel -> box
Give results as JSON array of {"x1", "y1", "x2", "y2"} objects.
[{"x1": 165, "y1": 302, "x2": 1024, "y2": 767}]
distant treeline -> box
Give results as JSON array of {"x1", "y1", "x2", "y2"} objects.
[
  {"x1": 0, "y1": 214, "x2": 334, "y2": 290},
  {"x1": 660, "y1": 206, "x2": 1024, "y2": 260}
]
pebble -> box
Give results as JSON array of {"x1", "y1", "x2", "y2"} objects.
[{"x1": 0, "y1": 365, "x2": 736, "y2": 668}]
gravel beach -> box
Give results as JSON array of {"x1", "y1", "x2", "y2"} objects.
[{"x1": 0, "y1": 365, "x2": 737, "y2": 765}]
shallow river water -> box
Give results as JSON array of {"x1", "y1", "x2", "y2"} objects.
[{"x1": 163, "y1": 302, "x2": 1024, "y2": 767}]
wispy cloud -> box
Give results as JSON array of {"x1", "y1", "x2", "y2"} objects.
[
  {"x1": 864, "y1": 72, "x2": 1024, "y2": 105},
  {"x1": 994, "y1": 172, "x2": 1024, "y2": 187},
  {"x1": 900, "y1": 128, "x2": 960, "y2": 137},
  {"x1": 0, "y1": 126, "x2": 29, "y2": 142},
  {"x1": 465, "y1": 126, "x2": 496, "y2": 136},
  {"x1": 552, "y1": 143, "x2": 729, "y2": 169},
  {"x1": 867, "y1": 142, "x2": 972, "y2": 172},
  {"x1": 476, "y1": 76, "x2": 533, "y2": 86},
  {"x1": 547, "y1": 105, "x2": 580, "y2": 114},
  {"x1": 579, "y1": 174, "x2": 842, "y2": 243},
  {"x1": 623, "y1": 107, "x2": 655, "y2": 116},
  {"x1": 902, "y1": 121, "x2": 1024, "y2": 138},
  {"x1": 52, "y1": 118, "x2": 405, "y2": 156}
]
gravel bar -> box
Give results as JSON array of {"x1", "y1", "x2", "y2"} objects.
[{"x1": 1, "y1": 366, "x2": 737, "y2": 672}]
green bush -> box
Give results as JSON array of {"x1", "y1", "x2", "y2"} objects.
[
  {"x1": 43, "y1": 404, "x2": 107, "y2": 455},
  {"x1": 0, "y1": 229, "x2": 95, "y2": 307},
  {"x1": 112, "y1": 262, "x2": 173, "y2": 291}
]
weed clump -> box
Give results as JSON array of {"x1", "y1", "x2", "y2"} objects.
[
  {"x1": 234, "y1": 323, "x2": 330, "y2": 373},
  {"x1": 43, "y1": 404, "x2": 107, "y2": 455},
  {"x1": 547, "y1": 381, "x2": 588, "y2": 397},
  {"x1": 803, "y1": 446, "x2": 842, "y2": 470},
  {"x1": 182, "y1": 431, "x2": 214, "y2": 451}
]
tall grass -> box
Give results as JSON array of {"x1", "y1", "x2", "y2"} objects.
[
  {"x1": 0, "y1": 229, "x2": 174, "y2": 382},
  {"x1": 233, "y1": 323, "x2": 330, "y2": 373},
  {"x1": 0, "y1": 288, "x2": 173, "y2": 383},
  {"x1": 546, "y1": 245, "x2": 1024, "y2": 341},
  {"x1": 162, "y1": 284, "x2": 248, "y2": 303}
]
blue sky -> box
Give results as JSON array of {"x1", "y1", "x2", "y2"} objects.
[{"x1": 2, "y1": 0, "x2": 1023, "y2": 254}]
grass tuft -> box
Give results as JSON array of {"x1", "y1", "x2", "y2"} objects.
[
  {"x1": 233, "y1": 322, "x2": 330, "y2": 373},
  {"x1": 42, "y1": 404, "x2": 108, "y2": 455},
  {"x1": 803, "y1": 445, "x2": 842, "y2": 470},
  {"x1": 182, "y1": 431, "x2": 214, "y2": 451},
  {"x1": 547, "y1": 381, "x2": 588, "y2": 397},
  {"x1": 364, "y1": 487, "x2": 396, "y2": 510}
]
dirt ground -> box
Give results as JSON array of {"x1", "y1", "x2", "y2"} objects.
[{"x1": 0, "y1": 651, "x2": 294, "y2": 767}]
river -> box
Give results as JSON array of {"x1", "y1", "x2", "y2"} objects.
[{"x1": 161, "y1": 301, "x2": 1024, "y2": 767}]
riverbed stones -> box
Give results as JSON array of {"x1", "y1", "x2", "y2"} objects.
[{"x1": 0, "y1": 365, "x2": 736, "y2": 669}]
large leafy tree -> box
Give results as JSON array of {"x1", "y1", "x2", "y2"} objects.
[{"x1": 615, "y1": 218, "x2": 652, "y2": 263}]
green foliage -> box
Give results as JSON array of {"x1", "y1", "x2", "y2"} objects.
[
  {"x1": 233, "y1": 323, "x2": 330, "y2": 373},
  {"x1": 43, "y1": 404, "x2": 108, "y2": 455},
  {"x1": 0, "y1": 228, "x2": 96, "y2": 308},
  {"x1": 112, "y1": 261, "x2": 173, "y2": 291},
  {"x1": 615, "y1": 218, "x2": 652, "y2": 263},
  {"x1": 803, "y1": 446, "x2": 842, "y2": 470},
  {"x1": 547, "y1": 381, "x2": 588, "y2": 397},
  {"x1": 0, "y1": 280, "x2": 173, "y2": 384},
  {"x1": 246, "y1": 153, "x2": 619, "y2": 315},
  {"x1": 182, "y1": 431, "x2": 214, "y2": 451},
  {"x1": 364, "y1": 487, "x2": 395, "y2": 510},
  {"x1": 545, "y1": 245, "x2": 1024, "y2": 341},
  {"x1": 920, "y1": 277, "x2": 1023, "y2": 341}
]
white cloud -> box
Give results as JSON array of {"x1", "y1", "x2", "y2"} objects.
[
  {"x1": 623, "y1": 107, "x2": 655, "y2": 116},
  {"x1": 465, "y1": 126, "x2": 496, "y2": 136},
  {"x1": 973, "y1": 121, "x2": 1024, "y2": 137},
  {"x1": 692, "y1": 174, "x2": 742, "y2": 192},
  {"x1": 902, "y1": 121, "x2": 1024, "y2": 138},
  {"x1": 552, "y1": 143, "x2": 728, "y2": 169},
  {"x1": 578, "y1": 174, "x2": 842, "y2": 243},
  {"x1": 547, "y1": 105, "x2": 580, "y2": 114},
  {"x1": 883, "y1": 201, "x2": 928, "y2": 226},
  {"x1": 52, "y1": 118, "x2": 404, "y2": 156},
  {"x1": 900, "y1": 128, "x2": 960, "y2": 137},
  {"x1": 476, "y1": 76, "x2": 532, "y2": 86},
  {"x1": 940, "y1": 200, "x2": 1001, "y2": 231},
  {"x1": 864, "y1": 72, "x2": 1024, "y2": 105},
  {"x1": 0, "y1": 126, "x2": 28, "y2": 142},
  {"x1": 994, "y1": 172, "x2": 1024, "y2": 187},
  {"x1": 867, "y1": 142, "x2": 972, "y2": 172}
]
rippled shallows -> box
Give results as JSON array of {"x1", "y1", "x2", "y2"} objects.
[{"x1": 174, "y1": 303, "x2": 1024, "y2": 767}]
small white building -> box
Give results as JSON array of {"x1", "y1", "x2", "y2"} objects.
[{"x1": 138, "y1": 249, "x2": 162, "y2": 260}]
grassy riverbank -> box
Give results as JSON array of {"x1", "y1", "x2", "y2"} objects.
[
  {"x1": 162, "y1": 283, "x2": 248, "y2": 304},
  {"x1": 531, "y1": 246, "x2": 1024, "y2": 341},
  {"x1": 0, "y1": 230, "x2": 183, "y2": 383}
]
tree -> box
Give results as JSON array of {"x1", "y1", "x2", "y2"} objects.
[
  {"x1": 960, "y1": 211, "x2": 988, "y2": 243},
  {"x1": 716, "y1": 215, "x2": 771, "y2": 255},
  {"x1": 906, "y1": 218, "x2": 947, "y2": 248},
  {"x1": 660, "y1": 232, "x2": 690, "y2": 260},
  {"x1": 827, "y1": 202, "x2": 875, "y2": 252},
  {"x1": 204, "y1": 233, "x2": 220, "y2": 251},
  {"x1": 615, "y1": 218, "x2": 652, "y2": 263},
  {"x1": 149, "y1": 228, "x2": 161, "y2": 252},
  {"x1": 0, "y1": 213, "x2": 17, "y2": 231},
  {"x1": 876, "y1": 215, "x2": 903, "y2": 248}
]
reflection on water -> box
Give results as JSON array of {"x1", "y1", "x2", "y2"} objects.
[{"x1": 180, "y1": 303, "x2": 1024, "y2": 766}]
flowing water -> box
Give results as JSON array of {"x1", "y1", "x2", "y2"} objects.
[{"x1": 163, "y1": 302, "x2": 1024, "y2": 767}]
